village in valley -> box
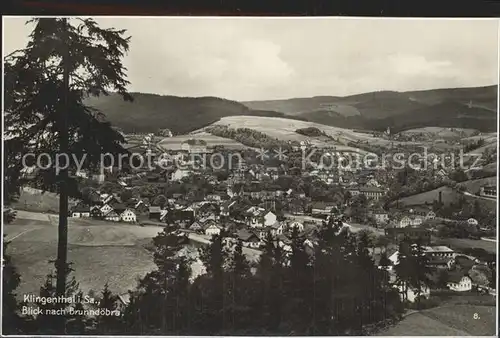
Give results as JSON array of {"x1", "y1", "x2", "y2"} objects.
[
  {"x1": 3, "y1": 17, "x2": 498, "y2": 336},
  {"x1": 39, "y1": 123, "x2": 496, "y2": 307}
]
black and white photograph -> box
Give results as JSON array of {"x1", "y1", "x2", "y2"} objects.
[{"x1": 2, "y1": 17, "x2": 499, "y2": 336}]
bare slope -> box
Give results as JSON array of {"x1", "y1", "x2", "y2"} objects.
[
  {"x1": 84, "y1": 93, "x2": 302, "y2": 135},
  {"x1": 202, "y1": 116, "x2": 395, "y2": 151}
]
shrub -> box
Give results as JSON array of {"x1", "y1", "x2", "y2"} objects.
[{"x1": 410, "y1": 296, "x2": 441, "y2": 310}]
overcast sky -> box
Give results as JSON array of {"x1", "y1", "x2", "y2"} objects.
[{"x1": 3, "y1": 17, "x2": 499, "y2": 101}]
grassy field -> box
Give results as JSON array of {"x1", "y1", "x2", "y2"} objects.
[
  {"x1": 4, "y1": 216, "x2": 165, "y2": 297},
  {"x1": 465, "y1": 142, "x2": 497, "y2": 156},
  {"x1": 13, "y1": 187, "x2": 78, "y2": 214},
  {"x1": 379, "y1": 312, "x2": 470, "y2": 336},
  {"x1": 158, "y1": 132, "x2": 249, "y2": 151},
  {"x1": 462, "y1": 134, "x2": 497, "y2": 143},
  {"x1": 205, "y1": 116, "x2": 399, "y2": 151},
  {"x1": 397, "y1": 186, "x2": 459, "y2": 207},
  {"x1": 459, "y1": 177, "x2": 497, "y2": 194},
  {"x1": 397, "y1": 185, "x2": 496, "y2": 211},
  {"x1": 401, "y1": 127, "x2": 478, "y2": 139},
  {"x1": 435, "y1": 237, "x2": 497, "y2": 254},
  {"x1": 380, "y1": 304, "x2": 496, "y2": 336},
  {"x1": 422, "y1": 305, "x2": 496, "y2": 336}
]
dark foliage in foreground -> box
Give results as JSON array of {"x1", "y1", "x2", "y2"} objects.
[{"x1": 117, "y1": 220, "x2": 404, "y2": 335}]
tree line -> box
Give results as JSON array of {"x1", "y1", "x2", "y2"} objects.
[{"x1": 4, "y1": 217, "x2": 406, "y2": 335}]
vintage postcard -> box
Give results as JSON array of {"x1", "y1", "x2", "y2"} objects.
[{"x1": 2, "y1": 17, "x2": 498, "y2": 336}]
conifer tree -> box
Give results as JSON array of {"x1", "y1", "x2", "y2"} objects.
[
  {"x1": 95, "y1": 283, "x2": 120, "y2": 334},
  {"x1": 132, "y1": 225, "x2": 190, "y2": 333},
  {"x1": 198, "y1": 233, "x2": 229, "y2": 333},
  {"x1": 394, "y1": 239, "x2": 412, "y2": 302},
  {"x1": 379, "y1": 250, "x2": 392, "y2": 268},
  {"x1": 4, "y1": 18, "x2": 133, "y2": 315},
  {"x1": 2, "y1": 241, "x2": 23, "y2": 334},
  {"x1": 409, "y1": 238, "x2": 431, "y2": 303},
  {"x1": 35, "y1": 268, "x2": 84, "y2": 334},
  {"x1": 286, "y1": 226, "x2": 313, "y2": 334},
  {"x1": 226, "y1": 240, "x2": 252, "y2": 331}
]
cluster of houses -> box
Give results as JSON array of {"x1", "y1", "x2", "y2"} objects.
[
  {"x1": 479, "y1": 185, "x2": 496, "y2": 198},
  {"x1": 383, "y1": 244, "x2": 486, "y2": 302},
  {"x1": 69, "y1": 185, "x2": 311, "y2": 250},
  {"x1": 70, "y1": 192, "x2": 138, "y2": 223},
  {"x1": 187, "y1": 206, "x2": 311, "y2": 252}
]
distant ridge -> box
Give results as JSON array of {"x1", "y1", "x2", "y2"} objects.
[
  {"x1": 243, "y1": 85, "x2": 497, "y2": 132},
  {"x1": 84, "y1": 92, "x2": 306, "y2": 135},
  {"x1": 85, "y1": 85, "x2": 497, "y2": 134}
]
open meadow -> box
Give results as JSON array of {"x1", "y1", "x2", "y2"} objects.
[
  {"x1": 4, "y1": 214, "x2": 166, "y2": 298},
  {"x1": 379, "y1": 304, "x2": 496, "y2": 336},
  {"x1": 202, "y1": 116, "x2": 405, "y2": 151},
  {"x1": 401, "y1": 127, "x2": 478, "y2": 139},
  {"x1": 458, "y1": 176, "x2": 497, "y2": 194},
  {"x1": 13, "y1": 187, "x2": 78, "y2": 214},
  {"x1": 158, "y1": 131, "x2": 249, "y2": 151},
  {"x1": 396, "y1": 185, "x2": 497, "y2": 211},
  {"x1": 435, "y1": 237, "x2": 497, "y2": 254}
]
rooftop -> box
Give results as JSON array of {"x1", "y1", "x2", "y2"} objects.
[
  {"x1": 149, "y1": 206, "x2": 161, "y2": 213},
  {"x1": 359, "y1": 186, "x2": 385, "y2": 193},
  {"x1": 423, "y1": 245, "x2": 454, "y2": 253},
  {"x1": 236, "y1": 229, "x2": 258, "y2": 241}
]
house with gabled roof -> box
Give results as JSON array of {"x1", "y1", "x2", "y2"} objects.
[
  {"x1": 113, "y1": 203, "x2": 127, "y2": 215},
  {"x1": 149, "y1": 206, "x2": 162, "y2": 220},
  {"x1": 275, "y1": 234, "x2": 292, "y2": 253},
  {"x1": 447, "y1": 272, "x2": 472, "y2": 292},
  {"x1": 104, "y1": 210, "x2": 120, "y2": 222},
  {"x1": 359, "y1": 186, "x2": 385, "y2": 200},
  {"x1": 467, "y1": 218, "x2": 479, "y2": 227},
  {"x1": 205, "y1": 194, "x2": 222, "y2": 202},
  {"x1": 286, "y1": 221, "x2": 304, "y2": 233},
  {"x1": 410, "y1": 215, "x2": 424, "y2": 226},
  {"x1": 236, "y1": 229, "x2": 260, "y2": 248},
  {"x1": 370, "y1": 208, "x2": 389, "y2": 224},
  {"x1": 188, "y1": 221, "x2": 203, "y2": 232},
  {"x1": 220, "y1": 200, "x2": 236, "y2": 217},
  {"x1": 311, "y1": 201, "x2": 336, "y2": 216},
  {"x1": 120, "y1": 209, "x2": 137, "y2": 223},
  {"x1": 90, "y1": 206, "x2": 103, "y2": 219},
  {"x1": 204, "y1": 222, "x2": 222, "y2": 237},
  {"x1": 100, "y1": 203, "x2": 113, "y2": 216},
  {"x1": 245, "y1": 208, "x2": 277, "y2": 228},
  {"x1": 71, "y1": 204, "x2": 90, "y2": 218},
  {"x1": 159, "y1": 209, "x2": 169, "y2": 222},
  {"x1": 269, "y1": 222, "x2": 285, "y2": 237},
  {"x1": 398, "y1": 216, "x2": 411, "y2": 228},
  {"x1": 134, "y1": 200, "x2": 149, "y2": 214}
]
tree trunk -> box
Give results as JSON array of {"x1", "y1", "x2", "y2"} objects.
[
  {"x1": 54, "y1": 18, "x2": 70, "y2": 333},
  {"x1": 56, "y1": 18, "x2": 70, "y2": 299}
]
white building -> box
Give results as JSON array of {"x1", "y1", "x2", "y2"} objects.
[
  {"x1": 171, "y1": 169, "x2": 191, "y2": 182},
  {"x1": 396, "y1": 283, "x2": 430, "y2": 303},
  {"x1": 71, "y1": 205, "x2": 90, "y2": 218},
  {"x1": 92, "y1": 173, "x2": 106, "y2": 183},
  {"x1": 410, "y1": 216, "x2": 424, "y2": 226},
  {"x1": 447, "y1": 274, "x2": 472, "y2": 292},
  {"x1": 467, "y1": 218, "x2": 479, "y2": 227},
  {"x1": 287, "y1": 221, "x2": 304, "y2": 232},
  {"x1": 398, "y1": 216, "x2": 411, "y2": 228},
  {"x1": 100, "y1": 204, "x2": 113, "y2": 215},
  {"x1": 269, "y1": 222, "x2": 285, "y2": 237},
  {"x1": 120, "y1": 209, "x2": 137, "y2": 223},
  {"x1": 204, "y1": 224, "x2": 222, "y2": 237},
  {"x1": 104, "y1": 210, "x2": 120, "y2": 222},
  {"x1": 246, "y1": 207, "x2": 277, "y2": 228}
]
